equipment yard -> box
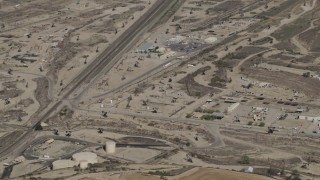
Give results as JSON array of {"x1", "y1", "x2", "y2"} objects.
[{"x1": 0, "y1": 0, "x2": 320, "y2": 179}]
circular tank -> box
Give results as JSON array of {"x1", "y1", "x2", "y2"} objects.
[
  {"x1": 72, "y1": 152, "x2": 98, "y2": 164},
  {"x1": 105, "y1": 141, "x2": 116, "y2": 154}
]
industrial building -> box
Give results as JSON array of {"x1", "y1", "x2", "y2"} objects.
[
  {"x1": 52, "y1": 152, "x2": 98, "y2": 170},
  {"x1": 72, "y1": 152, "x2": 98, "y2": 164},
  {"x1": 298, "y1": 116, "x2": 320, "y2": 121},
  {"x1": 106, "y1": 141, "x2": 116, "y2": 154},
  {"x1": 244, "y1": 166, "x2": 254, "y2": 173}
]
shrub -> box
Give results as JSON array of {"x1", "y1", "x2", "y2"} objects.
[
  {"x1": 186, "y1": 113, "x2": 193, "y2": 118},
  {"x1": 259, "y1": 122, "x2": 265, "y2": 127},
  {"x1": 35, "y1": 124, "x2": 43, "y2": 131},
  {"x1": 239, "y1": 155, "x2": 250, "y2": 164},
  {"x1": 201, "y1": 114, "x2": 218, "y2": 120}
]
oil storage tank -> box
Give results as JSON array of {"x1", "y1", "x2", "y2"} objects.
[{"x1": 105, "y1": 141, "x2": 116, "y2": 154}]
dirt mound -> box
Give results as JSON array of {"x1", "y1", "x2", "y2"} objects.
[{"x1": 178, "y1": 66, "x2": 220, "y2": 97}]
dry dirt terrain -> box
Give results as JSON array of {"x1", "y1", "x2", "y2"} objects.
[
  {"x1": 67, "y1": 167, "x2": 273, "y2": 180},
  {"x1": 176, "y1": 168, "x2": 273, "y2": 180},
  {"x1": 0, "y1": 0, "x2": 320, "y2": 180}
]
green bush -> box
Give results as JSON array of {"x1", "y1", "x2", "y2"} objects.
[
  {"x1": 186, "y1": 113, "x2": 193, "y2": 118},
  {"x1": 259, "y1": 122, "x2": 265, "y2": 127},
  {"x1": 239, "y1": 155, "x2": 250, "y2": 164},
  {"x1": 214, "y1": 60, "x2": 229, "y2": 68},
  {"x1": 201, "y1": 114, "x2": 218, "y2": 120},
  {"x1": 35, "y1": 124, "x2": 43, "y2": 131}
]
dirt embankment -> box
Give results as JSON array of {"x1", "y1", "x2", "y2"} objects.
[
  {"x1": 298, "y1": 26, "x2": 320, "y2": 52},
  {"x1": 33, "y1": 77, "x2": 51, "y2": 113},
  {"x1": 242, "y1": 68, "x2": 320, "y2": 97},
  {"x1": 178, "y1": 66, "x2": 221, "y2": 97},
  {"x1": 240, "y1": 56, "x2": 320, "y2": 98}
]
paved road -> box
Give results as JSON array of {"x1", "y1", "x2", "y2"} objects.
[
  {"x1": 64, "y1": 0, "x2": 178, "y2": 100},
  {"x1": 0, "y1": 0, "x2": 177, "y2": 162}
]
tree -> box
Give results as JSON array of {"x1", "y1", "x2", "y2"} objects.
[
  {"x1": 259, "y1": 122, "x2": 265, "y2": 127},
  {"x1": 35, "y1": 124, "x2": 43, "y2": 131},
  {"x1": 127, "y1": 95, "x2": 132, "y2": 101},
  {"x1": 286, "y1": 170, "x2": 301, "y2": 180},
  {"x1": 291, "y1": 170, "x2": 300, "y2": 177},
  {"x1": 82, "y1": 55, "x2": 89, "y2": 64},
  {"x1": 186, "y1": 113, "x2": 193, "y2": 118},
  {"x1": 268, "y1": 128, "x2": 274, "y2": 134},
  {"x1": 239, "y1": 155, "x2": 250, "y2": 164}
]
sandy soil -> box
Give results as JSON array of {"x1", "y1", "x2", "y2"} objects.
[
  {"x1": 66, "y1": 167, "x2": 273, "y2": 180},
  {"x1": 1, "y1": 0, "x2": 320, "y2": 179},
  {"x1": 174, "y1": 167, "x2": 273, "y2": 180}
]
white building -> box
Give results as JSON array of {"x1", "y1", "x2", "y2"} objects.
[
  {"x1": 244, "y1": 166, "x2": 254, "y2": 173},
  {"x1": 106, "y1": 141, "x2": 116, "y2": 154},
  {"x1": 52, "y1": 152, "x2": 99, "y2": 170},
  {"x1": 72, "y1": 152, "x2": 98, "y2": 164},
  {"x1": 298, "y1": 116, "x2": 320, "y2": 121}
]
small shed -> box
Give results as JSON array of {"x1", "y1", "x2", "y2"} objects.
[
  {"x1": 296, "y1": 108, "x2": 304, "y2": 113},
  {"x1": 244, "y1": 166, "x2": 254, "y2": 173}
]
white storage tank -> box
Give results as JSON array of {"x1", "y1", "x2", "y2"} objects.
[
  {"x1": 72, "y1": 152, "x2": 98, "y2": 164},
  {"x1": 79, "y1": 160, "x2": 89, "y2": 169},
  {"x1": 105, "y1": 141, "x2": 116, "y2": 154}
]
